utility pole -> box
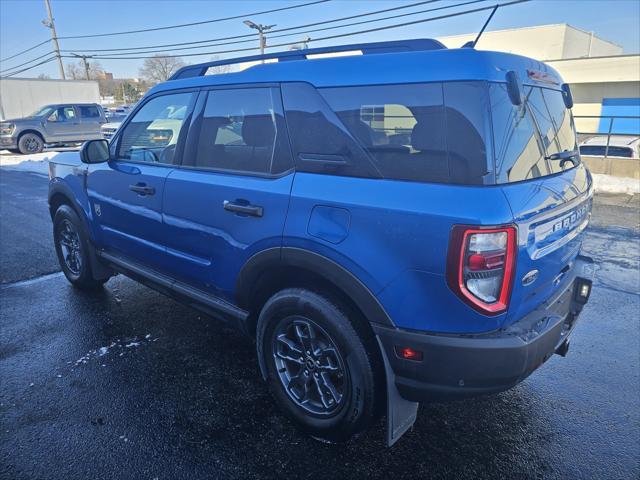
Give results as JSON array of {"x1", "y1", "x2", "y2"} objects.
[
  {"x1": 243, "y1": 20, "x2": 276, "y2": 58},
  {"x1": 71, "y1": 53, "x2": 92, "y2": 80},
  {"x1": 42, "y1": 0, "x2": 65, "y2": 79}
]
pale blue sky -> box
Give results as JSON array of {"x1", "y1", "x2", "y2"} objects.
[{"x1": 1, "y1": 0, "x2": 639, "y2": 78}]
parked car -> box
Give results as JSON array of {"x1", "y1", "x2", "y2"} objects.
[
  {"x1": 0, "y1": 103, "x2": 106, "y2": 154},
  {"x1": 101, "y1": 114, "x2": 128, "y2": 140},
  {"x1": 579, "y1": 135, "x2": 640, "y2": 158},
  {"x1": 47, "y1": 40, "x2": 594, "y2": 446}
]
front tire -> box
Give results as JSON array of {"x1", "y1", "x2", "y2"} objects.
[
  {"x1": 257, "y1": 288, "x2": 379, "y2": 442},
  {"x1": 18, "y1": 133, "x2": 44, "y2": 154},
  {"x1": 53, "y1": 205, "x2": 106, "y2": 290}
]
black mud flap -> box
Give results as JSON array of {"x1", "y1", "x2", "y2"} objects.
[{"x1": 376, "y1": 337, "x2": 419, "y2": 447}]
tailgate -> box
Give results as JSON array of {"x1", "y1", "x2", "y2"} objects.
[{"x1": 501, "y1": 163, "x2": 593, "y2": 325}]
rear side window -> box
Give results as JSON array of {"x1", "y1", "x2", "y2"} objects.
[
  {"x1": 281, "y1": 82, "x2": 378, "y2": 178},
  {"x1": 79, "y1": 105, "x2": 100, "y2": 118},
  {"x1": 321, "y1": 83, "x2": 448, "y2": 183},
  {"x1": 188, "y1": 88, "x2": 277, "y2": 174},
  {"x1": 319, "y1": 82, "x2": 491, "y2": 184}
]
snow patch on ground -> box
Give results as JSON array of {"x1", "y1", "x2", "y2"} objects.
[
  {"x1": 71, "y1": 335, "x2": 156, "y2": 368},
  {"x1": 592, "y1": 174, "x2": 640, "y2": 195},
  {"x1": 0, "y1": 149, "x2": 80, "y2": 175}
]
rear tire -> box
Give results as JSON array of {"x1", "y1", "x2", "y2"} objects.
[
  {"x1": 53, "y1": 205, "x2": 106, "y2": 290},
  {"x1": 257, "y1": 288, "x2": 378, "y2": 442},
  {"x1": 18, "y1": 133, "x2": 44, "y2": 154}
]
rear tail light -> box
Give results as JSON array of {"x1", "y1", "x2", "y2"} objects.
[{"x1": 447, "y1": 225, "x2": 517, "y2": 315}]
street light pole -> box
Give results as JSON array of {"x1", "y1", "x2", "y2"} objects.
[
  {"x1": 243, "y1": 20, "x2": 276, "y2": 58},
  {"x1": 42, "y1": 0, "x2": 65, "y2": 79}
]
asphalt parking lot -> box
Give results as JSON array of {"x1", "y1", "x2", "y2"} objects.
[{"x1": 1, "y1": 168, "x2": 639, "y2": 480}]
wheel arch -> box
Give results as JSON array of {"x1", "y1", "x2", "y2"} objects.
[
  {"x1": 236, "y1": 247, "x2": 395, "y2": 334},
  {"x1": 48, "y1": 183, "x2": 112, "y2": 281},
  {"x1": 18, "y1": 129, "x2": 45, "y2": 142}
]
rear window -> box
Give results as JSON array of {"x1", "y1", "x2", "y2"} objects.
[
  {"x1": 320, "y1": 82, "x2": 490, "y2": 184},
  {"x1": 579, "y1": 145, "x2": 633, "y2": 158},
  {"x1": 490, "y1": 83, "x2": 578, "y2": 184}
]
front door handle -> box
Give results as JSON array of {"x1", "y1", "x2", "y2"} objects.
[
  {"x1": 223, "y1": 200, "x2": 263, "y2": 217},
  {"x1": 129, "y1": 183, "x2": 155, "y2": 196}
]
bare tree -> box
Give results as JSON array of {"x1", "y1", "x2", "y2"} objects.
[
  {"x1": 64, "y1": 59, "x2": 105, "y2": 80},
  {"x1": 64, "y1": 62, "x2": 82, "y2": 79},
  {"x1": 206, "y1": 55, "x2": 232, "y2": 75},
  {"x1": 139, "y1": 55, "x2": 185, "y2": 84}
]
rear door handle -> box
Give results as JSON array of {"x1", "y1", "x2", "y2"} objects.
[
  {"x1": 223, "y1": 200, "x2": 263, "y2": 217},
  {"x1": 129, "y1": 183, "x2": 155, "y2": 196}
]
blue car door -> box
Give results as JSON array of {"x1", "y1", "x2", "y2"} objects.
[
  {"x1": 161, "y1": 86, "x2": 294, "y2": 301},
  {"x1": 86, "y1": 91, "x2": 197, "y2": 270}
]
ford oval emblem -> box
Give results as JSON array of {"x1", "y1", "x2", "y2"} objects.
[{"x1": 522, "y1": 270, "x2": 539, "y2": 286}]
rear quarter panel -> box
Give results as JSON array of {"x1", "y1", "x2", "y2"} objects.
[{"x1": 284, "y1": 173, "x2": 515, "y2": 334}]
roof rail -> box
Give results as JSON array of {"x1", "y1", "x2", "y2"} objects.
[{"x1": 169, "y1": 39, "x2": 446, "y2": 80}]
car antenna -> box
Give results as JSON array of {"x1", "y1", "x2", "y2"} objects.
[{"x1": 463, "y1": 4, "x2": 500, "y2": 49}]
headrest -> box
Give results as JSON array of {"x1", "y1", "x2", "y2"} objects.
[
  {"x1": 411, "y1": 121, "x2": 442, "y2": 152},
  {"x1": 241, "y1": 115, "x2": 275, "y2": 147}
]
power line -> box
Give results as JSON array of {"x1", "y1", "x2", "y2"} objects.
[
  {"x1": 0, "y1": 39, "x2": 51, "y2": 63},
  {"x1": 0, "y1": 50, "x2": 56, "y2": 75},
  {"x1": 55, "y1": 0, "x2": 330, "y2": 40},
  {"x1": 71, "y1": 0, "x2": 530, "y2": 61},
  {"x1": 2, "y1": 57, "x2": 58, "y2": 78},
  {"x1": 61, "y1": 0, "x2": 439, "y2": 53},
  {"x1": 77, "y1": 0, "x2": 484, "y2": 58}
]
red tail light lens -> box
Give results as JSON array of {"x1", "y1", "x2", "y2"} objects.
[{"x1": 447, "y1": 225, "x2": 517, "y2": 315}]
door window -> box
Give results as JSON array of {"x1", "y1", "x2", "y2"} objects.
[
  {"x1": 48, "y1": 106, "x2": 76, "y2": 122},
  {"x1": 117, "y1": 92, "x2": 193, "y2": 165},
  {"x1": 187, "y1": 88, "x2": 278, "y2": 174},
  {"x1": 79, "y1": 105, "x2": 101, "y2": 118}
]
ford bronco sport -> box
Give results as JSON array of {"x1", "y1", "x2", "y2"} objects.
[{"x1": 48, "y1": 40, "x2": 593, "y2": 445}]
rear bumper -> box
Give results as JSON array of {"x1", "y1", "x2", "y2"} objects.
[{"x1": 374, "y1": 255, "x2": 594, "y2": 402}]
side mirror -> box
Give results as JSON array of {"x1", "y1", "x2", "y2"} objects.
[
  {"x1": 80, "y1": 139, "x2": 110, "y2": 164},
  {"x1": 506, "y1": 71, "x2": 523, "y2": 106},
  {"x1": 561, "y1": 83, "x2": 574, "y2": 109}
]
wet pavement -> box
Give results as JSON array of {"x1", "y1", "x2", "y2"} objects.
[{"x1": 1, "y1": 170, "x2": 639, "y2": 479}]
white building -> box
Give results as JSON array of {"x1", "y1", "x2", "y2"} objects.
[
  {"x1": 0, "y1": 77, "x2": 100, "y2": 120},
  {"x1": 438, "y1": 24, "x2": 640, "y2": 135}
]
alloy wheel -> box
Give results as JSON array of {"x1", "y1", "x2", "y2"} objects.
[
  {"x1": 273, "y1": 317, "x2": 347, "y2": 416},
  {"x1": 58, "y1": 219, "x2": 82, "y2": 275}
]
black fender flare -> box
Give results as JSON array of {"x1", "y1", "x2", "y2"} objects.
[
  {"x1": 48, "y1": 182, "x2": 112, "y2": 281},
  {"x1": 236, "y1": 246, "x2": 395, "y2": 328}
]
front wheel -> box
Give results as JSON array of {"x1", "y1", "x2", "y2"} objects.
[
  {"x1": 257, "y1": 288, "x2": 379, "y2": 442},
  {"x1": 53, "y1": 205, "x2": 107, "y2": 290},
  {"x1": 18, "y1": 133, "x2": 44, "y2": 154}
]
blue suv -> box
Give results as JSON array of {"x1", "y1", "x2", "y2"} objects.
[{"x1": 48, "y1": 40, "x2": 593, "y2": 445}]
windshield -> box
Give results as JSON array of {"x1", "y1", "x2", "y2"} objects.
[
  {"x1": 490, "y1": 84, "x2": 578, "y2": 184},
  {"x1": 30, "y1": 106, "x2": 54, "y2": 117}
]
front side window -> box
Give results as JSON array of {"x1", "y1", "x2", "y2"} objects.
[
  {"x1": 189, "y1": 88, "x2": 277, "y2": 174},
  {"x1": 117, "y1": 92, "x2": 193, "y2": 164},
  {"x1": 48, "y1": 106, "x2": 76, "y2": 122}
]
